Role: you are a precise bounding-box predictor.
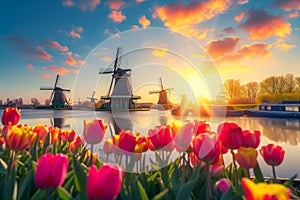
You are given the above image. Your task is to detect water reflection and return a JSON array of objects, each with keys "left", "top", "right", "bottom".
[
  {"left": 258, "top": 118, "right": 300, "bottom": 146},
  {"left": 51, "top": 118, "right": 70, "bottom": 128}
]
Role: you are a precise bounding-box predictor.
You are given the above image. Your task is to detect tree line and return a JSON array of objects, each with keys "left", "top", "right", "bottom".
[{"left": 224, "top": 74, "right": 300, "bottom": 104}]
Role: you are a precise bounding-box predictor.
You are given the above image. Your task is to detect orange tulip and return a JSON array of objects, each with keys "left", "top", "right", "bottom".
[
  {"left": 235, "top": 147, "right": 258, "bottom": 169},
  {"left": 1, "top": 107, "right": 20, "bottom": 126},
  {"left": 70, "top": 135, "right": 85, "bottom": 152},
  {"left": 241, "top": 178, "right": 290, "bottom": 200},
  {"left": 83, "top": 120, "right": 107, "bottom": 144},
  {"left": 5, "top": 124, "right": 33, "bottom": 151},
  {"left": 60, "top": 129, "right": 76, "bottom": 142}
]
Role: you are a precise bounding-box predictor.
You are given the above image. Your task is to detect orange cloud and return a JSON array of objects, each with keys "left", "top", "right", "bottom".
[
  {"left": 205, "top": 37, "right": 240, "bottom": 59},
  {"left": 238, "top": 0, "right": 248, "bottom": 5},
  {"left": 42, "top": 73, "right": 53, "bottom": 79},
  {"left": 218, "top": 65, "right": 252, "bottom": 74},
  {"left": 219, "top": 42, "right": 271, "bottom": 63},
  {"left": 35, "top": 46, "right": 52, "bottom": 61},
  {"left": 69, "top": 26, "right": 83, "bottom": 38},
  {"left": 132, "top": 25, "right": 139, "bottom": 29},
  {"left": 108, "top": 10, "right": 126, "bottom": 23},
  {"left": 136, "top": 0, "right": 145, "bottom": 2},
  {"left": 44, "top": 40, "right": 69, "bottom": 52},
  {"left": 104, "top": 28, "right": 120, "bottom": 38},
  {"left": 65, "top": 57, "right": 77, "bottom": 66},
  {"left": 26, "top": 64, "right": 34, "bottom": 70},
  {"left": 77, "top": 59, "right": 86, "bottom": 65},
  {"left": 102, "top": 56, "right": 112, "bottom": 62},
  {"left": 70, "top": 30, "right": 81, "bottom": 38},
  {"left": 288, "top": 11, "right": 298, "bottom": 18},
  {"left": 49, "top": 65, "right": 71, "bottom": 75},
  {"left": 234, "top": 11, "right": 245, "bottom": 22},
  {"left": 274, "top": 39, "right": 296, "bottom": 50},
  {"left": 138, "top": 15, "right": 150, "bottom": 29},
  {"left": 275, "top": 0, "right": 300, "bottom": 11},
  {"left": 152, "top": 48, "right": 167, "bottom": 57},
  {"left": 62, "top": 0, "right": 100, "bottom": 11},
  {"left": 240, "top": 9, "right": 291, "bottom": 40},
  {"left": 153, "top": 0, "right": 231, "bottom": 39},
  {"left": 108, "top": 0, "right": 124, "bottom": 10}
]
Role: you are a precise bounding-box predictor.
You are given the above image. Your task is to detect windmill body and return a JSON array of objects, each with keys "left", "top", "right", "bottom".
[
  {"left": 40, "top": 75, "right": 71, "bottom": 109},
  {"left": 99, "top": 47, "right": 142, "bottom": 110},
  {"left": 149, "top": 77, "right": 173, "bottom": 110}
]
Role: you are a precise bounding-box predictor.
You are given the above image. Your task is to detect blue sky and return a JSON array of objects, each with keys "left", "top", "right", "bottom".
[{"left": 0, "top": 0, "right": 300, "bottom": 104}]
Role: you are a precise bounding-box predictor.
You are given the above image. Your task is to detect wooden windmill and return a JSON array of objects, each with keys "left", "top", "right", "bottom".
[
  {"left": 40, "top": 75, "right": 71, "bottom": 108},
  {"left": 87, "top": 91, "right": 98, "bottom": 103},
  {"left": 149, "top": 77, "right": 173, "bottom": 110},
  {"left": 99, "top": 47, "right": 141, "bottom": 110}
]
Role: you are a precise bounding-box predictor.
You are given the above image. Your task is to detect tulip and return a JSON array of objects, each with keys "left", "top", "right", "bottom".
[
  {"left": 195, "top": 120, "right": 210, "bottom": 135},
  {"left": 242, "top": 130, "right": 260, "bottom": 148},
  {"left": 35, "top": 153, "right": 68, "bottom": 189},
  {"left": 217, "top": 122, "right": 243, "bottom": 150},
  {"left": 86, "top": 164, "right": 123, "bottom": 200},
  {"left": 214, "top": 178, "right": 231, "bottom": 195},
  {"left": 211, "top": 165, "right": 224, "bottom": 178},
  {"left": 148, "top": 125, "right": 175, "bottom": 151},
  {"left": 32, "top": 124, "right": 49, "bottom": 141},
  {"left": 260, "top": 144, "right": 285, "bottom": 166},
  {"left": 241, "top": 178, "right": 290, "bottom": 200},
  {"left": 103, "top": 138, "right": 114, "bottom": 154},
  {"left": 83, "top": 119, "right": 107, "bottom": 144},
  {"left": 117, "top": 130, "right": 136, "bottom": 154},
  {"left": 192, "top": 133, "right": 221, "bottom": 163},
  {"left": 173, "top": 120, "right": 195, "bottom": 152},
  {"left": 70, "top": 135, "right": 85, "bottom": 152},
  {"left": 235, "top": 147, "right": 258, "bottom": 169},
  {"left": 48, "top": 126, "right": 61, "bottom": 144},
  {"left": 5, "top": 124, "right": 33, "bottom": 151},
  {"left": 135, "top": 136, "right": 149, "bottom": 153},
  {"left": 1, "top": 107, "right": 20, "bottom": 126}
]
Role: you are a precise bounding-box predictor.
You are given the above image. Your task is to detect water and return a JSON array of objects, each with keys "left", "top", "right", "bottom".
[{"left": 1, "top": 109, "right": 299, "bottom": 178}]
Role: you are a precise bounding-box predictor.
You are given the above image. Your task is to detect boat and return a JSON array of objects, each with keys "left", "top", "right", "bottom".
[{"left": 245, "top": 100, "right": 300, "bottom": 118}]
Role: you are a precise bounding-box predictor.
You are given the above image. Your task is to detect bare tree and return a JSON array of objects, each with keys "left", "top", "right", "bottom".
[
  {"left": 31, "top": 98, "right": 40, "bottom": 106},
  {"left": 243, "top": 82, "right": 259, "bottom": 101},
  {"left": 260, "top": 76, "right": 285, "bottom": 94},
  {"left": 295, "top": 77, "right": 300, "bottom": 92},
  {"left": 224, "top": 79, "right": 242, "bottom": 101},
  {"left": 283, "top": 73, "right": 296, "bottom": 93}
]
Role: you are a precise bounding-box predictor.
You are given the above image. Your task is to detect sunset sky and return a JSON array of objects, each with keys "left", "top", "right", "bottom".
[{"left": 0, "top": 0, "right": 300, "bottom": 104}]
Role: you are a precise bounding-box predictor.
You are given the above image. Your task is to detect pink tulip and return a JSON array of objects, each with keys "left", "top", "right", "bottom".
[
  {"left": 34, "top": 153, "right": 68, "bottom": 189},
  {"left": 214, "top": 178, "right": 231, "bottom": 194},
  {"left": 87, "top": 164, "right": 123, "bottom": 200},
  {"left": 174, "top": 121, "right": 195, "bottom": 152},
  {"left": 242, "top": 130, "right": 260, "bottom": 148},
  {"left": 83, "top": 120, "right": 107, "bottom": 144}
]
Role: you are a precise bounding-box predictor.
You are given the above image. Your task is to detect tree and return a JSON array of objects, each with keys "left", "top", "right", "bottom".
[
  {"left": 31, "top": 98, "right": 40, "bottom": 106},
  {"left": 243, "top": 82, "right": 259, "bottom": 101},
  {"left": 224, "top": 79, "right": 242, "bottom": 101},
  {"left": 260, "top": 76, "right": 285, "bottom": 94},
  {"left": 283, "top": 73, "right": 296, "bottom": 93},
  {"left": 295, "top": 77, "right": 300, "bottom": 92}
]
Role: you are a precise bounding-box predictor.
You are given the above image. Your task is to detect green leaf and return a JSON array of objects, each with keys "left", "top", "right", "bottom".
[
  {"left": 57, "top": 186, "right": 72, "bottom": 200},
  {"left": 152, "top": 189, "right": 169, "bottom": 200},
  {"left": 175, "top": 164, "right": 201, "bottom": 200},
  {"left": 31, "top": 136, "right": 40, "bottom": 162},
  {"left": 253, "top": 163, "right": 264, "bottom": 182},
  {"left": 17, "top": 169, "right": 34, "bottom": 200},
  {"left": 73, "top": 156, "right": 88, "bottom": 200},
  {"left": 0, "top": 158, "right": 7, "bottom": 172},
  {"left": 43, "top": 132, "right": 51, "bottom": 150},
  {"left": 137, "top": 180, "right": 149, "bottom": 200},
  {"left": 30, "top": 189, "right": 45, "bottom": 200},
  {"left": 5, "top": 163, "right": 17, "bottom": 200}
]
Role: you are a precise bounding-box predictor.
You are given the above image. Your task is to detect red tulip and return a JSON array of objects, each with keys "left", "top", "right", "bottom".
[
  {"left": 192, "top": 133, "right": 221, "bottom": 164},
  {"left": 83, "top": 120, "right": 107, "bottom": 144},
  {"left": 35, "top": 153, "right": 68, "bottom": 189},
  {"left": 195, "top": 120, "right": 211, "bottom": 135},
  {"left": 260, "top": 144, "right": 285, "bottom": 166},
  {"left": 1, "top": 107, "right": 20, "bottom": 126},
  {"left": 214, "top": 178, "right": 231, "bottom": 194},
  {"left": 242, "top": 130, "right": 260, "bottom": 148},
  {"left": 148, "top": 125, "right": 175, "bottom": 151},
  {"left": 235, "top": 147, "right": 258, "bottom": 169},
  {"left": 117, "top": 130, "right": 136, "bottom": 154},
  {"left": 217, "top": 122, "right": 243, "bottom": 149},
  {"left": 70, "top": 135, "right": 85, "bottom": 152},
  {"left": 32, "top": 124, "right": 48, "bottom": 141},
  {"left": 5, "top": 124, "right": 33, "bottom": 151},
  {"left": 60, "top": 129, "right": 76, "bottom": 142},
  {"left": 87, "top": 164, "right": 123, "bottom": 200},
  {"left": 48, "top": 126, "right": 61, "bottom": 144},
  {"left": 211, "top": 165, "right": 224, "bottom": 178},
  {"left": 135, "top": 136, "right": 149, "bottom": 153}
]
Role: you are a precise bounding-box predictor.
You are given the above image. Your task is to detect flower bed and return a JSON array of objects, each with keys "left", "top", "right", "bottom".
[{"left": 0, "top": 107, "right": 299, "bottom": 199}]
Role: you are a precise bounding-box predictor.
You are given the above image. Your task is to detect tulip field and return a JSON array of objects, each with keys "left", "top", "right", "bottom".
[{"left": 0, "top": 107, "right": 300, "bottom": 200}]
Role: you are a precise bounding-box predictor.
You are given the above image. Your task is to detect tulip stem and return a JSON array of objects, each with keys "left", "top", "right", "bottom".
[
  {"left": 205, "top": 162, "right": 212, "bottom": 200},
  {"left": 231, "top": 150, "right": 238, "bottom": 188},
  {"left": 90, "top": 144, "right": 94, "bottom": 166},
  {"left": 272, "top": 165, "right": 278, "bottom": 182}
]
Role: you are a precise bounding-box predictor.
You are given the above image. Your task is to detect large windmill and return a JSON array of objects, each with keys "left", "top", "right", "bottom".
[
  {"left": 40, "top": 75, "right": 71, "bottom": 109},
  {"left": 98, "top": 47, "right": 141, "bottom": 110},
  {"left": 149, "top": 77, "right": 174, "bottom": 110},
  {"left": 87, "top": 91, "right": 98, "bottom": 103}
]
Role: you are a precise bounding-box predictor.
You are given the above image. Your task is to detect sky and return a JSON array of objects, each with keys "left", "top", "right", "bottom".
[{"left": 0, "top": 0, "right": 300, "bottom": 104}]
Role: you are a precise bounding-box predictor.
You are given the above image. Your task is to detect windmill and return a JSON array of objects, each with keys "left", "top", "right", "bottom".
[
  {"left": 149, "top": 77, "right": 174, "bottom": 110},
  {"left": 99, "top": 47, "right": 141, "bottom": 110},
  {"left": 87, "top": 91, "right": 98, "bottom": 103},
  {"left": 40, "top": 75, "right": 71, "bottom": 108}
]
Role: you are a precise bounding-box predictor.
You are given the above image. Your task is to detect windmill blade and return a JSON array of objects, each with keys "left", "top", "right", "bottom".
[
  {"left": 164, "top": 88, "right": 174, "bottom": 91},
  {"left": 61, "top": 89, "right": 71, "bottom": 92},
  {"left": 54, "top": 75, "right": 60, "bottom": 88},
  {"left": 40, "top": 87, "right": 54, "bottom": 90},
  {"left": 99, "top": 69, "right": 114, "bottom": 74},
  {"left": 92, "top": 91, "right": 95, "bottom": 98},
  {"left": 49, "top": 91, "right": 54, "bottom": 102},
  {"left": 159, "top": 77, "right": 164, "bottom": 90},
  {"left": 107, "top": 76, "right": 114, "bottom": 96},
  {"left": 114, "top": 47, "right": 122, "bottom": 72},
  {"left": 149, "top": 90, "right": 160, "bottom": 94}
]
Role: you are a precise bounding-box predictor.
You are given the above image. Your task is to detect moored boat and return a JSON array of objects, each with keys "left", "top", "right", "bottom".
[{"left": 245, "top": 100, "right": 300, "bottom": 118}]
